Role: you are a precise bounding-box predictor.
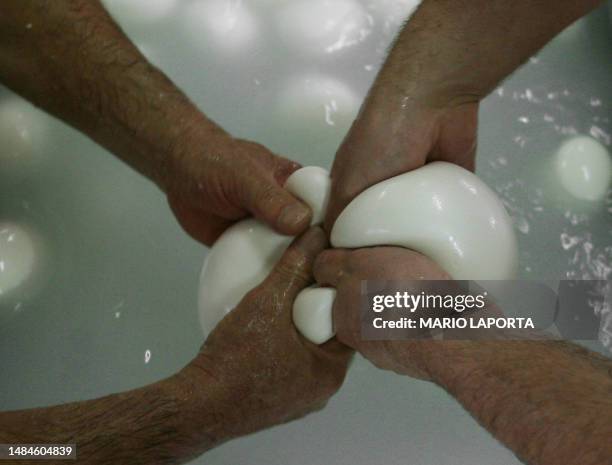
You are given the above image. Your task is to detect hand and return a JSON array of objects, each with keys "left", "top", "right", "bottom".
[
  {"left": 325, "top": 96, "right": 478, "bottom": 231},
  {"left": 313, "top": 246, "right": 450, "bottom": 380},
  {"left": 184, "top": 227, "right": 352, "bottom": 437},
  {"left": 167, "top": 134, "right": 312, "bottom": 245}
]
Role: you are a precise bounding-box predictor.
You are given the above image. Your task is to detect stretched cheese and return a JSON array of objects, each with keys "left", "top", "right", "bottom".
[{"left": 198, "top": 163, "right": 517, "bottom": 343}]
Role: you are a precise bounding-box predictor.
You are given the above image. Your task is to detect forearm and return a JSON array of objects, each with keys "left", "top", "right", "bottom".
[
  {"left": 412, "top": 340, "right": 612, "bottom": 465},
  {"left": 0, "top": 368, "right": 232, "bottom": 464},
  {"left": 0, "top": 0, "right": 224, "bottom": 190},
  {"left": 370, "top": 0, "right": 603, "bottom": 110},
  {"left": 324, "top": 0, "right": 603, "bottom": 226}
]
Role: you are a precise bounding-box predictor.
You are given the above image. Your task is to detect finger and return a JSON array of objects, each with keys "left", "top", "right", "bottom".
[
  {"left": 313, "top": 249, "right": 351, "bottom": 287},
  {"left": 168, "top": 196, "right": 236, "bottom": 246},
  {"left": 323, "top": 177, "right": 362, "bottom": 234},
  {"left": 332, "top": 295, "right": 360, "bottom": 348},
  {"left": 272, "top": 156, "right": 302, "bottom": 186},
  {"left": 241, "top": 175, "right": 313, "bottom": 237},
  {"left": 266, "top": 226, "right": 328, "bottom": 297},
  {"left": 318, "top": 337, "right": 354, "bottom": 358}
]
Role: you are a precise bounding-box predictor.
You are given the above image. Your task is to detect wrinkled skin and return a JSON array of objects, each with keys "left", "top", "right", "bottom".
[
  {"left": 168, "top": 135, "right": 312, "bottom": 246},
  {"left": 314, "top": 246, "right": 451, "bottom": 380},
  {"left": 313, "top": 246, "right": 510, "bottom": 380},
  {"left": 325, "top": 97, "right": 478, "bottom": 231},
  {"left": 186, "top": 227, "right": 353, "bottom": 437}
]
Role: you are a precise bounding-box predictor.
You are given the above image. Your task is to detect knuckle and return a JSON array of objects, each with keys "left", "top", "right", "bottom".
[{"left": 256, "top": 182, "right": 284, "bottom": 207}]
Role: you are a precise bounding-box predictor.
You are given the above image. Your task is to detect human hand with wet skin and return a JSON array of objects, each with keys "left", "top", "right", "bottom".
[
  {"left": 314, "top": 246, "right": 450, "bottom": 379},
  {"left": 324, "top": 0, "right": 603, "bottom": 230},
  {"left": 167, "top": 134, "right": 312, "bottom": 245},
  {"left": 325, "top": 93, "right": 478, "bottom": 231},
  {"left": 314, "top": 246, "right": 612, "bottom": 465},
  {"left": 185, "top": 226, "right": 353, "bottom": 438},
  {"left": 0, "top": 0, "right": 312, "bottom": 246},
  {"left": 0, "top": 228, "right": 352, "bottom": 464}
]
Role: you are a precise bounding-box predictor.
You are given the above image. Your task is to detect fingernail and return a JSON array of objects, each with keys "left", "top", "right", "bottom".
[{"left": 278, "top": 202, "right": 311, "bottom": 231}]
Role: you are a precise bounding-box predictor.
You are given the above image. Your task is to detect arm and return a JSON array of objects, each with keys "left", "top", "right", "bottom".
[
  {"left": 1, "top": 228, "right": 351, "bottom": 464},
  {"left": 314, "top": 247, "right": 612, "bottom": 465},
  {"left": 325, "top": 0, "right": 604, "bottom": 228},
  {"left": 0, "top": 0, "right": 311, "bottom": 243},
  {"left": 418, "top": 339, "right": 612, "bottom": 465},
  {"left": 0, "top": 374, "right": 223, "bottom": 464}
]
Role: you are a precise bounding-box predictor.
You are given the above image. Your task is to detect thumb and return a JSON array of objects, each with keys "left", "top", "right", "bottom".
[
  {"left": 265, "top": 227, "right": 328, "bottom": 298},
  {"left": 242, "top": 176, "right": 312, "bottom": 237}
]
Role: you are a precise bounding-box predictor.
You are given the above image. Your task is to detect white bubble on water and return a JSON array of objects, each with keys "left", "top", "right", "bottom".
[
  {"left": 276, "top": 0, "right": 373, "bottom": 55},
  {"left": 182, "top": 0, "right": 259, "bottom": 54}
]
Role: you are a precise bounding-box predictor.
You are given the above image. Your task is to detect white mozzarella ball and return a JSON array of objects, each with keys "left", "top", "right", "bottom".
[
  {"left": 198, "top": 163, "right": 518, "bottom": 344},
  {"left": 293, "top": 287, "right": 336, "bottom": 344},
  {"left": 182, "top": 0, "right": 259, "bottom": 53},
  {"left": 198, "top": 167, "right": 330, "bottom": 338},
  {"left": 283, "top": 166, "right": 331, "bottom": 225},
  {"left": 555, "top": 136, "right": 611, "bottom": 201},
  {"left": 331, "top": 162, "right": 519, "bottom": 280},
  {"left": 198, "top": 220, "right": 290, "bottom": 336}
]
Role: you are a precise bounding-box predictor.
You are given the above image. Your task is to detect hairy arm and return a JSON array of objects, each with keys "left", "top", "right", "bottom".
[
  {"left": 315, "top": 247, "right": 612, "bottom": 465},
  {"left": 0, "top": 0, "right": 311, "bottom": 241},
  {"left": 0, "top": 228, "right": 350, "bottom": 464},
  {"left": 414, "top": 340, "right": 612, "bottom": 465},
  {"left": 372, "top": 0, "right": 602, "bottom": 105},
  {"left": 0, "top": 369, "right": 230, "bottom": 464},
  {"left": 325, "top": 0, "right": 604, "bottom": 228},
  {"left": 0, "top": 0, "right": 217, "bottom": 189}
]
